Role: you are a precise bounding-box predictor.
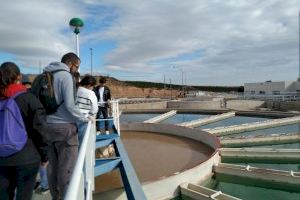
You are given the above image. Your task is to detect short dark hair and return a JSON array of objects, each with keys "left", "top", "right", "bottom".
[
  {"left": 99, "top": 77, "right": 106, "bottom": 84},
  {"left": 80, "top": 75, "right": 96, "bottom": 87},
  {"left": 61, "top": 52, "right": 80, "bottom": 65}
]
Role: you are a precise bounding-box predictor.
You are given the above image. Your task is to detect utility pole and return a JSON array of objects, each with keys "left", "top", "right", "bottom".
[
  {"left": 184, "top": 71, "right": 187, "bottom": 96},
  {"left": 298, "top": 10, "right": 300, "bottom": 81},
  {"left": 169, "top": 78, "right": 172, "bottom": 99},
  {"left": 90, "top": 48, "right": 93, "bottom": 75},
  {"left": 38, "top": 60, "right": 42, "bottom": 74},
  {"left": 181, "top": 70, "right": 184, "bottom": 95},
  {"left": 163, "top": 74, "right": 166, "bottom": 98}
]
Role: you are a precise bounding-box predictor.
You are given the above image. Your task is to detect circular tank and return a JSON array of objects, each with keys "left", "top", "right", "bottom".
[{"left": 94, "top": 122, "right": 220, "bottom": 200}]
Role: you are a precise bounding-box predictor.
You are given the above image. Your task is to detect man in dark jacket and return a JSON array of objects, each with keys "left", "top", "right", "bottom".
[{"left": 94, "top": 77, "right": 111, "bottom": 134}]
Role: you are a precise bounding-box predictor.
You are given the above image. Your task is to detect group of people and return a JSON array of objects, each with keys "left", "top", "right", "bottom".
[{"left": 0, "top": 52, "right": 111, "bottom": 200}]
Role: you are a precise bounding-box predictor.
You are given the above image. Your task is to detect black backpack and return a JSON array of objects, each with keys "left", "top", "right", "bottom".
[{"left": 31, "top": 70, "right": 67, "bottom": 115}]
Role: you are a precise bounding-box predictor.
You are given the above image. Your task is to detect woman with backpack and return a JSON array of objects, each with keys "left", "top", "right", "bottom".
[{"left": 0, "top": 62, "right": 48, "bottom": 200}]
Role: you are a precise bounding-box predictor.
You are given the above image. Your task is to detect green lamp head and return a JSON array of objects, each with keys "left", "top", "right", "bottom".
[{"left": 69, "top": 18, "right": 84, "bottom": 34}]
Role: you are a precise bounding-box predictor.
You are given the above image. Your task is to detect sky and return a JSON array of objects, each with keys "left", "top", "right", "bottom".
[{"left": 0, "top": 0, "right": 299, "bottom": 86}]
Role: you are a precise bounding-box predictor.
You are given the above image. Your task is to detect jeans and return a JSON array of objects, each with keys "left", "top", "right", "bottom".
[
  {"left": 40, "top": 165, "right": 48, "bottom": 189},
  {"left": 97, "top": 107, "right": 109, "bottom": 131},
  {"left": 77, "top": 122, "right": 88, "bottom": 146}
]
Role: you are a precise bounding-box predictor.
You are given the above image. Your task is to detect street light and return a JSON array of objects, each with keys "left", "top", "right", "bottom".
[
  {"left": 90, "top": 48, "right": 93, "bottom": 75},
  {"left": 69, "top": 18, "right": 84, "bottom": 58}
]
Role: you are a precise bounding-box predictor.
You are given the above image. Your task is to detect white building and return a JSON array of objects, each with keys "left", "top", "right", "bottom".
[{"left": 244, "top": 81, "right": 300, "bottom": 101}]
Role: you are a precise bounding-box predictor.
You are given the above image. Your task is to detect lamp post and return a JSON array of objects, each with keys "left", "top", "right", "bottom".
[
  {"left": 90, "top": 48, "right": 93, "bottom": 75},
  {"left": 69, "top": 18, "right": 84, "bottom": 58},
  {"left": 169, "top": 78, "right": 172, "bottom": 99}
]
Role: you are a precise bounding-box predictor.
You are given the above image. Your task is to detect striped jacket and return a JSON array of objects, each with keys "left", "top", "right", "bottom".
[{"left": 76, "top": 86, "right": 98, "bottom": 117}]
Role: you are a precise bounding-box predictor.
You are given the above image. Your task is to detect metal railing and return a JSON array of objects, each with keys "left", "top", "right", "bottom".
[
  {"left": 65, "top": 100, "right": 121, "bottom": 200},
  {"left": 243, "top": 92, "right": 300, "bottom": 101},
  {"left": 65, "top": 121, "right": 95, "bottom": 200}
]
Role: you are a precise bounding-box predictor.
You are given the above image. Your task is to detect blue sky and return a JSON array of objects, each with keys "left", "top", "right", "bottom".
[{"left": 0, "top": 0, "right": 299, "bottom": 86}]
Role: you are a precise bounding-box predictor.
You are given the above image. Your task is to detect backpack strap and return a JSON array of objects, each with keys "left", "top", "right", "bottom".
[
  {"left": 51, "top": 69, "right": 70, "bottom": 74},
  {"left": 47, "top": 69, "right": 72, "bottom": 108},
  {"left": 11, "top": 91, "right": 26, "bottom": 99}
]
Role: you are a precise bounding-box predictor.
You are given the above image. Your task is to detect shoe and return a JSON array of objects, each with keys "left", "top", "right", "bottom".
[
  {"left": 36, "top": 187, "right": 50, "bottom": 195},
  {"left": 34, "top": 181, "right": 40, "bottom": 190},
  {"left": 105, "top": 130, "right": 109, "bottom": 135},
  {"left": 96, "top": 131, "right": 101, "bottom": 136}
]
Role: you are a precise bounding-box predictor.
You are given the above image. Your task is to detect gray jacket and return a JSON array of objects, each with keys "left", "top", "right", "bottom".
[{"left": 44, "top": 62, "right": 88, "bottom": 123}]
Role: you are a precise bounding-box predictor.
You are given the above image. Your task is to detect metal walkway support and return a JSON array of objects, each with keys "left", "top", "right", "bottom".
[
  {"left": 95, "top": 134, "right": 147, "bottom": 200},
  {"left": 213, "top": 163, "right": 300, "bottom": 193},
  {"left": 221, "top": 133, "right": 300, "bottom": 147},
  {"left": 220, "top": 148, "right": 300, "bottom": 163},
  {"left": 65, "top": 100, "right": 146, "bottom": 200},
  {"left": 180, "top": 183, "right": 241, "bottom": 200},
  {"left": 204, "top": 115, "right": 300, "bottom": 136},
  {"left": 143, "top": 110, "right": 177, "bottom": 123},
  {"left": 178, "top": 112, "right": 235, "bottom": 128}
]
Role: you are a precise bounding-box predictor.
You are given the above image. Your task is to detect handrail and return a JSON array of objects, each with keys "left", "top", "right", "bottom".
[
  {"left": 243, "top": 92, "right": 300, "bottom": 101},
  {"left": 97, "top": 100, "right": 120, "bottom": 136},
  {"left": 65, "top": 100, "right": 121, "bottom": 200},
  {"left": 65, "top": 121, "right": 93, "bottom": 200}
]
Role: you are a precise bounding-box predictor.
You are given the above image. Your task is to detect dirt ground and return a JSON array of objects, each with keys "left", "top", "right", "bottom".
[
  {"left": 28, "top": 74, "right": 180, "bottom": 98},
  {"left": 105, "top": 77, "right": 181, "bottom": 98}
]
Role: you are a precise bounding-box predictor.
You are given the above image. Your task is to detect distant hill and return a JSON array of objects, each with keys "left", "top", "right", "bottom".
[
  {"left": 25, "top": 74, "right": 243, "bottom": 98},
  {"left": 124, "top": 80, "right": 244, "bottom": 93}
]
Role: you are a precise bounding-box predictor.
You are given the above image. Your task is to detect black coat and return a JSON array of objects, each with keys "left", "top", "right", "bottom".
[
  {"left": 0, "top": 92, "right": 48, "bottom": 166},
  {"left": 94, "top": 85, "right": 111, "bottom": 107}
]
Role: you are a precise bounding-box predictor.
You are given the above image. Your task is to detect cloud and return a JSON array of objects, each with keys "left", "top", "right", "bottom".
[
  {"left": 0, "top": 0, "right": 84, "bottom": 67},
  {"left": 87, "top": 0, "right": 299, "bottom": 85},
  {"left": 0, "top": 0, "right": 299, "bottom": 85}
]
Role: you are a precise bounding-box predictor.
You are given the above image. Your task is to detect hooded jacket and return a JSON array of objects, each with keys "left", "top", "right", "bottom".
[
  {"left": 0, "top": 84, "right": 48, "bottom": 165},
  {"left": 44, "top": 62, "right": 88, "bottom": 123}
]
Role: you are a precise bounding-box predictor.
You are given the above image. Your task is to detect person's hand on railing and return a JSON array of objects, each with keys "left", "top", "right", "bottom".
[
  {"left": 107, "top": 100, "right": 111, "bottom": 108},
  {"left": 41, "top": 161, "right": 49, "bottom": 167},
  {"left": 87, "top": 116, "right": 96, "bottom": 124}
]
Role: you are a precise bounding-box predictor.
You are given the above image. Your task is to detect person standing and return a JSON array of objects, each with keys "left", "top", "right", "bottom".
[
  {"left": 76, "top": 75, "right": 98, "bottom": 145},
  {"left": 0, "top": 62, "right": 48, "bottom": 200},
  {"left": 21, "top": 75, "right": 49, "bottom": 195},
  {"left": 39, "top": 53, "right": 90, "bottom": 199},
  {"left": 94, "top": 77, "right": 111, "bottom": 134}
]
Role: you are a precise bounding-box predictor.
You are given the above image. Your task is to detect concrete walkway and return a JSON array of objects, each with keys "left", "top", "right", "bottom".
[
  {"left": 178, "top": 111, "right": 235, "bottom": 128},
  {"left": 180, "top": 182, "right": 241, "bottom": 200},
  {"left": 143, "top": 110, "right": 177, "bottom": 123},
  {"left": 204, "top": 115, "right": 300, "bottom": 136},
  {"left": 221, "top": 133, "right": 300, "bottom": 147},
  {"left": 214, "top": 163, "right": 300, "bottom": 192},
  {"left": 220, "top": 148, "right": 300, "bottom": 163},
  {"left": 32, "top": 192, "right": 51, "bottom": 200}
]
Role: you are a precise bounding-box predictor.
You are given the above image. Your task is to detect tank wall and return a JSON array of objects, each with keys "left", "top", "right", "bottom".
[
  {"left": 93, "top": 123, "right": 221, "bottom": 200},
  {"left": 120, "top": 101, "right": 167, "bottom": 110},
  {"left": 121, "top": 123, "right": 220, "bottom": 149}
]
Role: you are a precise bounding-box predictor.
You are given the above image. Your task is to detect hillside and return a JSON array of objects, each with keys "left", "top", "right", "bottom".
[{"left": 26, "top": 74, "right": 242, "bottom": 98}]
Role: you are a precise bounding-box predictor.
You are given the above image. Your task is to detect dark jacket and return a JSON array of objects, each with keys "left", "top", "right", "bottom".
[
  {"left": 0, "top": 92, "right": 48, "bottom": 165},
  {"left": 94, "top": 85, "right": 111, "bottom": 107}
]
